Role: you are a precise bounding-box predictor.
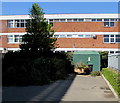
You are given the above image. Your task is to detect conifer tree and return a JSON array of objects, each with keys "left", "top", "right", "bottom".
[{"left": 20, "top": 3, "right": 57, "bottom": 54}]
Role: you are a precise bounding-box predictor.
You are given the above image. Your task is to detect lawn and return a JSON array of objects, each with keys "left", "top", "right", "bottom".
[{"left": 102, "top": 68, "right": 120, "bottom": 97}]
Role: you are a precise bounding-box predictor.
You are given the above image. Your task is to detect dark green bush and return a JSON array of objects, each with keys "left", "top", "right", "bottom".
[{"left": 2, "top": 51, "right": 74, "bottom": 86}]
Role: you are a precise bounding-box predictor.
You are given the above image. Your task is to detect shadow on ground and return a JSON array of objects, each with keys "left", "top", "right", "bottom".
[{"left": 2, "top": 74, "right": 76, "bottom": 103}]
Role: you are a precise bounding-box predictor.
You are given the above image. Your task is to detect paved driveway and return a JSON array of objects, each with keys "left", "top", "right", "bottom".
[
  {"left": 2, "top": 75, "right": 118, "bottom": 102},
  {"left": 62, "top": 75, "right": 118, "bottom": 102}
]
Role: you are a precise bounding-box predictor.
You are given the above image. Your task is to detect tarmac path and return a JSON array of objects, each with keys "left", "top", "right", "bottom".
[{"left": 2, "top": 75, "right": 118, "bottom": 103}]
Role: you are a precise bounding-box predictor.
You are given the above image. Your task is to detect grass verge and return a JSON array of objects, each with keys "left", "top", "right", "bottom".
[{"left": 102, "top": 68, "right": 120, "bottom": 97}]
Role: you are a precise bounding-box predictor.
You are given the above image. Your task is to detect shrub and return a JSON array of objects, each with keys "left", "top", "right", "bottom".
[
  {"left": 2, "top": 51, "right": 74, "bottom": 86},
  {"left": 90, "top": 71, "right": 101, "bottom": 76}
]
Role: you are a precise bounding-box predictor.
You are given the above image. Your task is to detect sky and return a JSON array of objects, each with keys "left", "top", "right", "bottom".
[{"left": 1, "top": 2, "right": 119, "bottom": 15}]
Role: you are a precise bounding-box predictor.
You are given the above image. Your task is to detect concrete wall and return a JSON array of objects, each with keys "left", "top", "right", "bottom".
[{"left": 108, "top": 53, "right": 120, "bottom": 71}]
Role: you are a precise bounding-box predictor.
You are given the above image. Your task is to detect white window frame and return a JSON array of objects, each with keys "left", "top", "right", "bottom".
[{"left": 7, "top": 35, "right": 23, "bottom": 43}]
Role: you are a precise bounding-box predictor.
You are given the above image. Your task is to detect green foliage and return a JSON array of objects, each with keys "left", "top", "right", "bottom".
[
  {"left": 90, "top": 71, "right": 101, "bottom": 76},
  {"left": 2, "top": 51, "right": 74, "bottom": 86},
  {"left": 102, "top": 68, "right": 120, "bottom": 97},
  {"left": 20, "top": 3, "right": 57, "bottom": 54}
]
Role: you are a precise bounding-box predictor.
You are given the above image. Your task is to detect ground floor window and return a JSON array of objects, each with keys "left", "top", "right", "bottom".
[{"left": 7, "top": 35, "right": 23, "bottom": 43}]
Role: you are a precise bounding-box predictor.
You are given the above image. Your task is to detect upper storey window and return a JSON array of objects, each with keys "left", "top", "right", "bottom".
[
  {"left": 104, "top": 19, "right": 116, "bottom": 27},
  {"left": 8, "top": 20, "right": 14, "bottom": 28},
  {"left": 14, "top": 20, "right": 27, "bottom": 28},
  {"left": 8, "top": 19, "right": 27, "bottom": 28}
]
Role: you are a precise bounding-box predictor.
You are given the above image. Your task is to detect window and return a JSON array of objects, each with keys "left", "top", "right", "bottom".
[
  {"left": 92, "top": 19, "right": 96, "bottom": 21},
  {"left": 73, "top": 19, "right": 78, "bottom": 22},
  {"left": 8, "top": 20, "right": 27, "bottom": 28},
  {"left": 67, "top": 35, "right": 72, "bottom": 38},
  {"left": 104, "top": 22, "right": 114, "bottom": 27},
  {"left": 67, "top": 19, "right": 73, "bottom": 22},
  {"left": 54, "top": 35, "right": 59, "bottom": 38},
  {"left": 8, "top": 20, "right": 14, "bottom": 28},
  {"left": 54, "top": 19, "right": 59, "bottom": 22},
  {"left": 60, "top": 35, "right": 66, "bottom": 38},
  {"left": 7, "top": 35, "right": 13, "bottom": 42},
  {"left": 116, "top": 51, "right": 120, "bottom": 53},
  {"left": 104, "top": 35, "right": 109, "bottom": 43},
  {"left": 78, "top": 35, "right": 84, "bottom": 38},
  {"left": 104, "top": 34, "right": 120, "bottom": 43},
  {"left": 49, "top": 19, "right": 53, "bottom": 22},
  {"left": 85, "top": 35, "right": 91, "bottom": 38},
  {"left": 78, "top": 19, "right": 84, "bottom": 22},
  {"left": 104, "top": 19, "right": 109, "bottom": 21},
  {"left": 14, "top": 20, "right": 27, "bottom": 28},
  {"left": 116, "top": 35, "right": 120, "bottom": 43},
  {"left": 97, "top": 19, "right": 102, "bottom": 21},
  {"left": 85, "top": 19, "right": 91, "bottom": 22},
  {"left": 110, "top": 51, "right": 114, "bottom": 54},
  {"left": 7, "top": 35, "right": 23, "bottom": 43},
  {"left": 60, "top": 19, "right": 66, "bottom": 22}
]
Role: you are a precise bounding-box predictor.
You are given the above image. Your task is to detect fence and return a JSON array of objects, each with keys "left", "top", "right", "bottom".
[{"left": 108, "top": 53, "right": 120, "bottom": 72}]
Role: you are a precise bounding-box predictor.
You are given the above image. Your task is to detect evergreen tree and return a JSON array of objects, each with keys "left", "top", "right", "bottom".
[{"left": 20, "top": 3, "right": 57, "bottom": 54}]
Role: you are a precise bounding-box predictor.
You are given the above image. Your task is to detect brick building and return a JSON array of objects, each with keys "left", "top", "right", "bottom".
[{"left": 0, "top": 14, "right": 120, "bottom": 53}]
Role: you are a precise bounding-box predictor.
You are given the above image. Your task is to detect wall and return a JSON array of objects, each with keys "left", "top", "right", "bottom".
[{"left": 108, "top": 53, "right": 120, "bottom": 71}]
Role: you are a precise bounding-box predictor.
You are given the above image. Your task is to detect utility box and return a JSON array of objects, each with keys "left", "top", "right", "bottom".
[{"left": 73, "top": 51, "right": 100, "bottom": 71}]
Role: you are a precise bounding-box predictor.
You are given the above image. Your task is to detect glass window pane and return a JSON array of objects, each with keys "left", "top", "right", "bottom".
[
  {"left": 116, "top": 35, "right": 120, "bottom": 37},
  {"left": 15, "top": 20, "right": 19, "bottom": 23},
  {"left": 8, "top": 23, "right": 13, "bottom": 28},
  {"left": 21, "top": 20, "right": 24, "bottom": 22},
  {"left": 21, "top": 23, "right": 24, "bottom": 27},
  {"left": 78, "top": 35, "right": 84, "bottom": 37},
  {"left": 85, "top": 35, "right": 91, "bottom": 38},
  {"left": 49, "top": 19, "right": 53, "bottom": 22},
  {"left": 15, "top": 38, "right": 19, "bottom": 42},
  {"left": 67, "top": 35, "right": 72, "bottom": 37},
  {"left": 104, "top": 35, "right": 109, "bottom": 37},
  {"left": 17, "top": 23, "right": 20, "bottom": 27},
  {"left": 54, "top": 35, "right": 59, "bottom": 38},
  {"left": 54, "top": 19, "right": 59, "bottom": 22},
  {"left": 110, "top": 19, "right": 114, "bottom": 21},
  {"left": 110, "top": 38, "right": 114, "bottom": 42},
  {"left": 78, "top": 19, "right": 84, "bottom": 22},
  {"left": 15, "top": 35, "right": 19, "bottom": 37},
  {"left": 67, "top": 19, "right": 72, "bottom": 22},
  {"left": 110, "top": 35, "right": 114, "bottom": 37},
  {"left": 8, "top": 35, "right": 13, "bottom": 37},
  {"left": 110, "top": 22, "right": 114, "bottom": 27},
  {"left": 8, "top": 20, "right": 13, "bottom": 23},
  {"left": 104, "top": 38, "right": 109, "bottom": 42},
  {"left": 8, "top": 38, "right": 13, "bottom": 42},
  {"left": 104, "top": 22, "right": 109, "bottom": 27},
  {"left": 92, "top": 19, "right": 96, "bottom": 21},
  {"left": 60, "top": 35, "right": 66, "bottom": 38},
  {"left": 85, "top": 19, "right": 91, "bottom": 21},
  {"left": 110, "top": 51, "right": 114, "bottom": 53},
  {"left": 97, "top": 19, "right": 102, "bottom": 21},
  {"left": 116, "top": 38, "right": 120, "bottom": 42},
  {"left": 104, "top": 19, "right": 109, "bottom": 21},
  {"left": 73, "top": 19, "right": 78, "bottom": 22},
  {"left": 60, "top": 19, "right": 66, "bottom": 22}
]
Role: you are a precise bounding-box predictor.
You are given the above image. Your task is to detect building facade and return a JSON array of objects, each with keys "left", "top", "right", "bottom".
[{"left": 0, "top": 14, "right": 120, "bottom": 53}]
